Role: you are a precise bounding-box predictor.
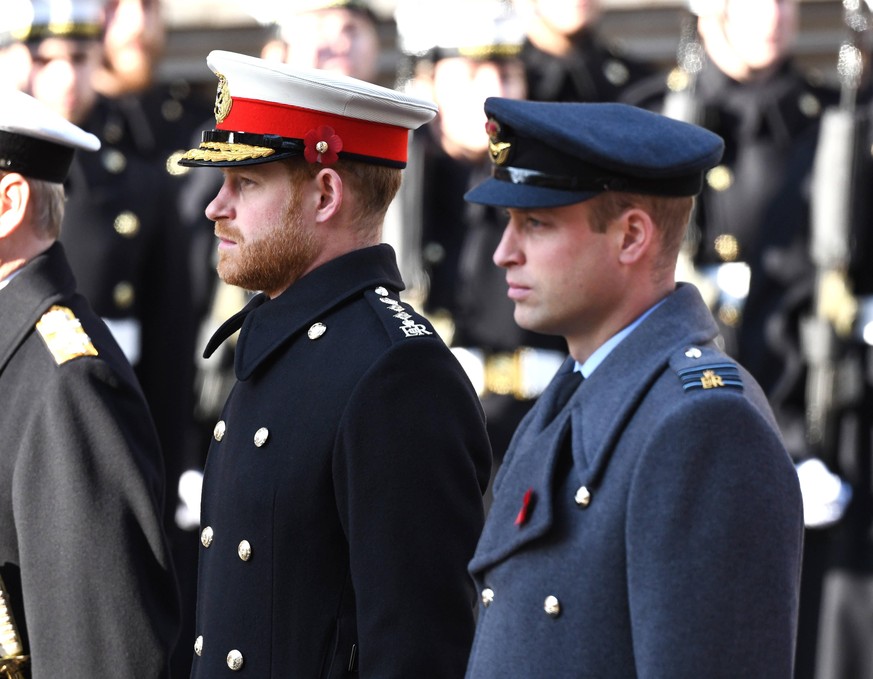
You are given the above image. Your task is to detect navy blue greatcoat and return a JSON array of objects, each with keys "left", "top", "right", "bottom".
[
  {"left": 190, "top": 244, "right": 491, "bottom": 678},
  {"left": 465, "top": 284, "right": 803, "bottom": 678},
  {"left": 0, "top": 243, "right": 180, "bottom": 678}
]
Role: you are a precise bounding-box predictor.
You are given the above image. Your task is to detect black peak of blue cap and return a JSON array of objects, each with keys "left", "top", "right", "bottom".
[{"left": 465, "top": 98, "right": 725, "bottom": 209}]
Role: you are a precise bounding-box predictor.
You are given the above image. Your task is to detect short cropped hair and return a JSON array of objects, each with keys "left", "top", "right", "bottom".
[
  {"left": 588, "top": 192, "right": 694, "bottom": 276},
  {"left": 284, "top": 158, "right": 402, "bottom": 242},
  {"left": 0, "top": 171, "right": 66, "bottom": 240}
]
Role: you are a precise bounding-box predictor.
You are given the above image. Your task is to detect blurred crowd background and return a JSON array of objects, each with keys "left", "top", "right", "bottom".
[
  {"left": 158, "top": 0, "right": 847, "bottom": 93},
  {"left": 4, "top": 1, "right": 873, "bottom": 678}
]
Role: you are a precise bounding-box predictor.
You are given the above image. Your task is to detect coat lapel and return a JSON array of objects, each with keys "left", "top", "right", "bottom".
[
  {"left": 470, "top": 284, "right": 720, "bottom": 574},
  {"left": 469, "top": 357, "right": 577, "bottom": 571},
  {"left": 0, "top": 244, "right": 74, "bottom": 373},
  {"left": 200, "top": 245, "right": 404, "bottom": 381},
  {"left": 571, "top": 284, "right": 719, "bottom": 491}
]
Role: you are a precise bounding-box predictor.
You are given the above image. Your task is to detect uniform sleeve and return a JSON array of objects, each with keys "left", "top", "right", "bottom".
[
  {"left": 14, "top": 359, "right": 180, "bottom": 679},
  {"left": 333, "top": 339, "right": 491, "bottom": 679},
  {"left": 626, "top": 392, "right": 803, "bottom": 678}
]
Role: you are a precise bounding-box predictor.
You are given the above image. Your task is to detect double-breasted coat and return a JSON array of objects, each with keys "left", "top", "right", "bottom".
[
  {"left": 190, "top": 244, "right": 492, "bottom": 678},
  {"left": 0, "top": 243, "right": 180, "bottom": 678},
  {"left": 465, "top": 284, "right": 803, "bottom": 678}
]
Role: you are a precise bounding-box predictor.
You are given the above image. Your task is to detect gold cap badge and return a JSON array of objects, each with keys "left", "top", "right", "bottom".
[
  {"left": 214, "top": 72, "right": 232, "bottom": 125},
  {"left": 486, "top": 117, "right": 511, "bottom": 165}
]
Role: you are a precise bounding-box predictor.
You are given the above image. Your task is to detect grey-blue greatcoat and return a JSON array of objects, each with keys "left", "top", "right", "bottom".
[
  {"left": 190, "top": 244, "right": 491, "bottom": 678},
  {"left": 465, "top": 283, "right": 804, "bottom": 678}
]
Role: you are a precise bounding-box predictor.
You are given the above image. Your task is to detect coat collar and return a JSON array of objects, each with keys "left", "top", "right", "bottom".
[
  {"left": 0, "top": 243, "right": 75, "bottom": 373},
  {"left": 470, "top": 284, "right": 719, "bottom": 573},
  {"left": 205, "top": 244, "right": 404, "bottom": 381},
  {"left": 569, "top": 283, "right": 719, "bottom": 488}
]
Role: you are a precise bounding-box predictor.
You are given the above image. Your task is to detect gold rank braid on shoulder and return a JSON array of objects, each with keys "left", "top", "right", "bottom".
[
  {"left": 180, "top": 142, "right": 277, "bottom": 164},
  {"left": 35, "top": 305, "right": 98, "bottom": 365}
]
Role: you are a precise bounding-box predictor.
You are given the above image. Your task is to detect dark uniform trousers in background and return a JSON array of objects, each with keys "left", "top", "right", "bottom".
[
  {"left": 190, "top": 244, "right": 491, "bottom": 678},
  {"left": 0, "top": 243, "right": 180, "bottom": 678},
  {"left": 465, "top": 284, "right": 803, "bottom": 678}
]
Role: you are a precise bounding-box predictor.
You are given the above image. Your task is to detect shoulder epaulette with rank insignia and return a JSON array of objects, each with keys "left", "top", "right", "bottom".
[
  {"left": 35, "top": 305, "right": 99, "bottom": 365},
  {"left": 671, "top": 345, "right": 743, "bottom": 393},
  {"left": 367, "top": 286, "right": 434, "bottom": 339}
]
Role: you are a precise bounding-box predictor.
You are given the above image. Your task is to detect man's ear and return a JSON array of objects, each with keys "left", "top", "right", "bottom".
[
  {"left": 314, "top": 168, "right": 344, "bottom": 224},
  {"left": 616, "top": 207, "right": 655, "bottom": 265},
  {"left": 0, "top": 173, "right": 30, "bottom": 238}
]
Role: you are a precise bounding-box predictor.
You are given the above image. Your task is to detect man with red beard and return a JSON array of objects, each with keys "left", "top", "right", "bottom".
[{"left": 177, "top": 50, "right": 491, "bottom": 678}]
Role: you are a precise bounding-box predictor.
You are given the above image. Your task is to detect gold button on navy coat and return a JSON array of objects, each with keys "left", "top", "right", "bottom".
[{"left": 191, "top": 244, "right": 491, "bottom": 678}]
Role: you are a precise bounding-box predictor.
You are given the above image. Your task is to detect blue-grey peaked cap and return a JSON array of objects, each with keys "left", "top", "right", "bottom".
[{"left": 465, "top": 98, "right": 725, "bottom": 209}]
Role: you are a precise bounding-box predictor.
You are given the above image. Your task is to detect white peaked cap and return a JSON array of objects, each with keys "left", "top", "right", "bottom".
[
  {"left": 395, "top": 0, "right": 523, "bottom": 58},
  {"left": 0, "top": 89, "right": 100, "bottom": 183},
  {"left": 180, "top": 50, "right": 438, "bottom": 169}
]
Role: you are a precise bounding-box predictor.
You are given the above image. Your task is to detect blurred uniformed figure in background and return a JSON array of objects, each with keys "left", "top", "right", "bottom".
[
  {"left": 92, "top": 0, "right": 210, "bottom": 161},
  {"left": 391, "top": 0, "right": 566, "bottom": 503},
  {"left": 462, "top": 97, "right": 803, "bottom": 679},
  {"left": 257, "top": 0, "right": 383, "bottom": 83},
  {"left": 624, "top": 0, "right": 836, "bottom": 424},
  {"left": 178, "top": 50, "right": 490, "bottom": 677},
  {"left": 514, "top": 0, "right": 655, "bottom": 104},
  {"left": 622, "top": 2, "right": 842, "bottom": 676},
  {"left": 94, "top": 0, "right": 211, "bottom": 331},
  {"left": 0, "top": 89, "right": 179, "bottom": 679},
  {"left": 80, "top": 2, "right": 210, "bottom": 675},
  {"left": 794, "top": 2, "right": 873, "bottom": 677}
]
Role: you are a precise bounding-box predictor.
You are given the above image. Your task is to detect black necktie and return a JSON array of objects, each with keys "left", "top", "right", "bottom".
[{"left": 541, "top": 368, "right": 583, "bottom": 425}]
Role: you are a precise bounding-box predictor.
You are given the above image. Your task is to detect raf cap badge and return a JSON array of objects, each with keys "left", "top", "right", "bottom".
[{"left": 486, "top": 118, "right": 511, "bottom": 166}]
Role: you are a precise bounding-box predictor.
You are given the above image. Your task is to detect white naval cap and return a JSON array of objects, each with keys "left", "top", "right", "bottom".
[
  {"left": 1, "top": 0, "right": 106, "bottom": 44},
  {"left": 395, "top": 0, "right": 524, "bottom": 60},
  {"left": 179, "top": 50, "right": 438, "bottom": 169},
  {"left": 244, "top": 0, "right": 379, "bottom": 33},
  {"left": 0, "top": 89, "right": 101, "bottom": 183}
]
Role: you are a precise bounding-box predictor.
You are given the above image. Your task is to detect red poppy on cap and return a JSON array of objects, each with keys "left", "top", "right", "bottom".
[{"left": 304, "top": 126, "right": 343, "bottom": 165}]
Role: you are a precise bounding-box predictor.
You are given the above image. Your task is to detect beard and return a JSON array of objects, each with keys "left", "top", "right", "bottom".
[{"left": 215, "top": 191, "right": 319, "bottom": 297}]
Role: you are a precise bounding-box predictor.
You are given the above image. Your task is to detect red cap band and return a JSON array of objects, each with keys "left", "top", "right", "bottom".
[{"left": 219, "top": 97, "right": 410, "bottom": 164}]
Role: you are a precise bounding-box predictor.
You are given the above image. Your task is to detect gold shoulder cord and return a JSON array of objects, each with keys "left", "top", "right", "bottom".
[{"left": 0, "top": 575, "right": 28, "bottom": 679}]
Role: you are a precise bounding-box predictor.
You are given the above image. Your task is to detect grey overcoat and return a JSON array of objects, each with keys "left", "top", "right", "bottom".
[{"left": 466, "top": 283, "right": 803, "bottom": 678}]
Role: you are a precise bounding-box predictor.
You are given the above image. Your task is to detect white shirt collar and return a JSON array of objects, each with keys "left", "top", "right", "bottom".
[{"left": 575, "top": 298, "right": 667, "bottom": 378}]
